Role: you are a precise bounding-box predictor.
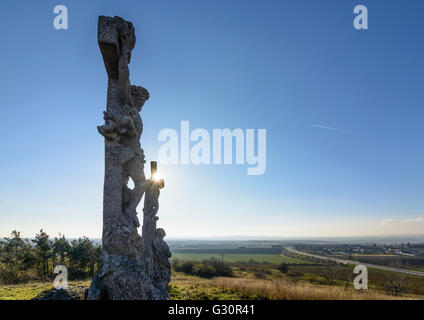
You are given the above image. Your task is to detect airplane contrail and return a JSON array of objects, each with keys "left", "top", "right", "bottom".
[{"left": 312, "top": 124, "right": 357, "bottom": 135}]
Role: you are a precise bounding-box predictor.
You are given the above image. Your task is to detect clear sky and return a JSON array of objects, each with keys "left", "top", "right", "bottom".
[{"left": 0, "top": 0, "right": 423, "bottom": 239}]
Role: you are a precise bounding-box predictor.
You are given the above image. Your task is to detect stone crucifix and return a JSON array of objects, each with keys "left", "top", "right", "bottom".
[{"left": 87, "top": 16, "right": 171, "bottom": 300}]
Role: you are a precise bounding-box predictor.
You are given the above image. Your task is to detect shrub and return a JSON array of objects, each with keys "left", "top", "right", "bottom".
[
  {"left": 253, "top": 268, "right": 267, "bottom": 279},
  {"left": 175, "top": 261, "right": 194, "bottom": 274},
  {"left": 173, "top": 259, "right": 233, "bottom": 278},
  {"left": 277, "top": 262, "right": 290, "bottom": 273},
  {"left": 0, "top": 263, "right": 32, "bottom": 284},
  {"left": 193, "top": 264, "right": 216, "bottom": 278}
]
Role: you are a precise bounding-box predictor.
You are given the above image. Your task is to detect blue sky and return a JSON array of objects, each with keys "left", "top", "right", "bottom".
[{"left": 0, "top": 0, "right": 423, "bottom": 238}]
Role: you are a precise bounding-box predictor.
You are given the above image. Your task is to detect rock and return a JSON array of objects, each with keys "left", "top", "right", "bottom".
[
  {"left": 87, "top": 255, "right": 168, "bottom": 300},
  {"left": 32, "top": 285, "right": 87, "bottom": 300}
]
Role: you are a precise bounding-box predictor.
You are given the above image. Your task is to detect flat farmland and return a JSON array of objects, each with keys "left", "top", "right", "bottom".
[{"left": 172, "top": 253, "right": 303, "bottom": 264}]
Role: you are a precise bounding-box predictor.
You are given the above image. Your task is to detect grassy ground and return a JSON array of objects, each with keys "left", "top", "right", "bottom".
[
  {"left": 0, "top": 275, "right": 243, "bottom": 300},
  {"left": 172, "top": 253, "right": 303, "bottom": 264},
  {"left": 0, "top": 273, "right": 412, "bottom": 300},
  {"left": 0, "top": 281, "right": 91, "bottom": 300},
  {"left": 170, "top": 273, "right": 243, "bottom": 299},
  {"left": 1, "top": 252, "right": 423, "bottom": 300}
]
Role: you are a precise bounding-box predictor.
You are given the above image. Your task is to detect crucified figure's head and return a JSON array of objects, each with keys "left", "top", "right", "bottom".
[
  {"left": 155, "top": 228, "right": 166, "bottom": 239},
  {"left": 131, "top": 85, "right": 150, "bottom": 111}
]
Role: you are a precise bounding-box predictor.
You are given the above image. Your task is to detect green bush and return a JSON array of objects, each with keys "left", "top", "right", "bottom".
[
  {"left": 277, "top": 262, "right": 290, "bottom": 273},
  {"left": 173, "top": 259, "right": 233, "bottom": 278},
  {"left": 0, "top": 263, "right": 32, "bottom": 284},
  {"left": 178, "top": 261, "right": 195, "bottom": 274},
  {"left": 193, "top": 264, "right": 216, "bottom": 278}
]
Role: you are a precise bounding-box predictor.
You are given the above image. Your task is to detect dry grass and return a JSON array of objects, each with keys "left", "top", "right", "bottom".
[
  {"left": 170, "top": 273, "right": 242, "bottom": 300},
  {"left": 212, "top": 277, "right": 413, "bottom": 300}
]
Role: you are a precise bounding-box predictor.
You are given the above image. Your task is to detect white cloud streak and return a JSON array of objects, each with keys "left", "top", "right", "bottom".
[
  {"left": 312, "top": 124, "right": 357, "bottom": 135},
  {"left": 381, "top": 217, "right": 424, "bottom": 224}
]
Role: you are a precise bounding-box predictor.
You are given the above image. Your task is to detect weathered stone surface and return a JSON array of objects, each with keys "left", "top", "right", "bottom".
[
  {"left": 88, "top": 15, "right": 171, "bottom": 300},
  {"left": 32, "top": 285, "right": 87, "bottom": 300},
  {"left": 88, "top": 254, "right": 168, "bottom": 300},
  {"left": 97, "top": 16, "right": 135, "bottom": 81}
]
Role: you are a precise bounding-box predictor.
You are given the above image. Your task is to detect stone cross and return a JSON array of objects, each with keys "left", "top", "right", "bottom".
[{"left": 87, "top": 16, "right": 171, "bottom": 300}]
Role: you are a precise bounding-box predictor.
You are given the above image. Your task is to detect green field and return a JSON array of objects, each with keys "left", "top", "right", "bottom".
[{"left": 172, "top": 253, "right": 303, "bottom": 264}]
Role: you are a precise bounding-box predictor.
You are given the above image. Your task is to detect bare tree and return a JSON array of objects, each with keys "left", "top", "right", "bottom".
[{"left": 383, "top": 273, "right": 411, "bottom": 296}]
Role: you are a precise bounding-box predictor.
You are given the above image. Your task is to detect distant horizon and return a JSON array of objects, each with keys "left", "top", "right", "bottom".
[{"left": 4, "top": 231, "right": 424, "bottom": 244}]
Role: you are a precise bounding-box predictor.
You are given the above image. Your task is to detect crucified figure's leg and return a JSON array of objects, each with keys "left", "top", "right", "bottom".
[{"left": 123, "top": 156, "right": 146, "bottom": 227}]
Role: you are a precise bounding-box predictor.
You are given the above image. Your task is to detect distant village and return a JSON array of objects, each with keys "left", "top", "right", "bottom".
[{"left": 297, "top": 243, "right": 424, "bottom": 257}]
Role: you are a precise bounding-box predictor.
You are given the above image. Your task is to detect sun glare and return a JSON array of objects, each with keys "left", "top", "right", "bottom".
[{"left": 151, "top": 173, "right": 163, "bottom": 181}]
